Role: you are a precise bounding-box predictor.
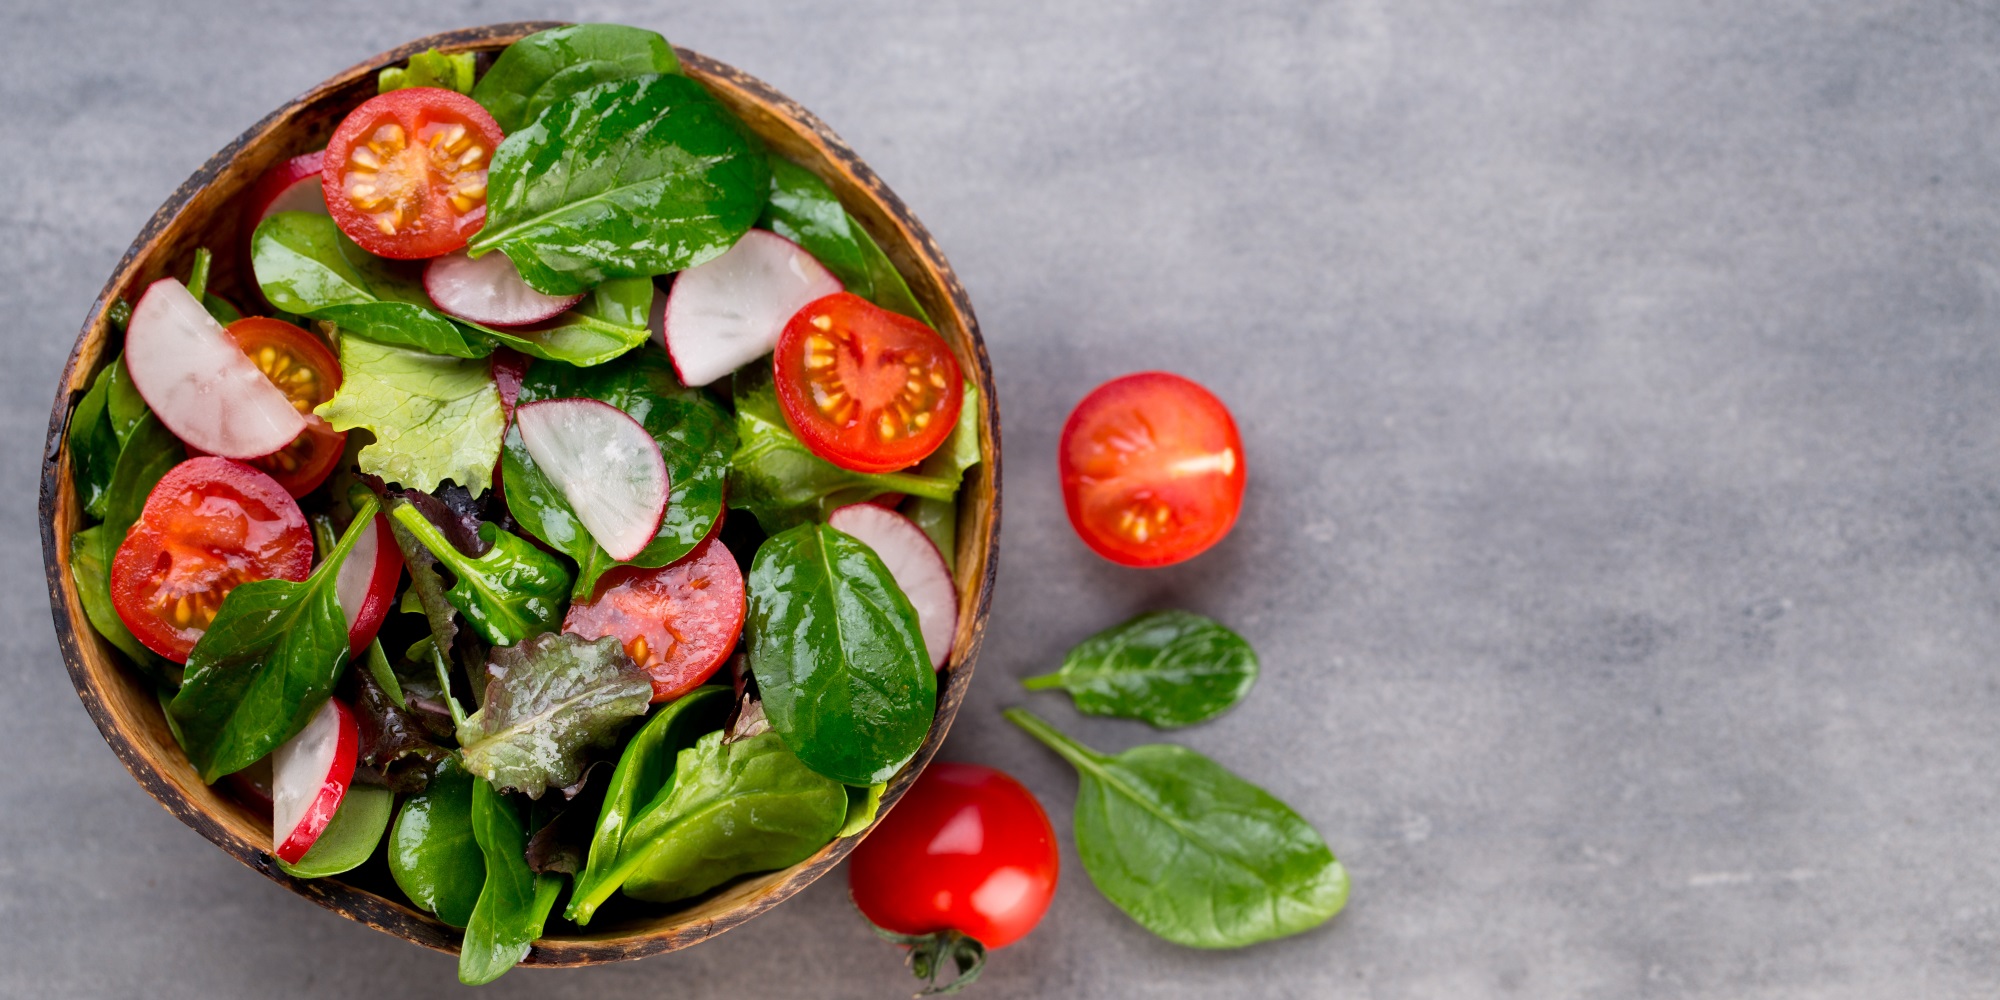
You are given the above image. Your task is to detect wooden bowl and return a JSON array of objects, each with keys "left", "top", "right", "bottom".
[{"left": 36, "top": 22, "right": 998, "bottom": 967}]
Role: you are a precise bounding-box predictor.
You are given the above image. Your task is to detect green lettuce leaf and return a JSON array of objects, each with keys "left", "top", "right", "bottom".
[
  {"left": 316, "top": 335, "right": 506, "bottom": 494},
  {"left": 457, "top": 632, "right": 654, "bottom": 799},
  {"left": 380, "top": 48, "right": 476, "bottom": 95}
]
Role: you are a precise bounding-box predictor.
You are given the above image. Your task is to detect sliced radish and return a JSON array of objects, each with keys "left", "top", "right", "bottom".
[
  {"left": 334, "top": 512, "right": 404, "bottom": 657},
  {"left": 660, "top": 229, "right": 841, "bottom": 386},
  {"left": 271, "top": 697, "right": 358, "bottom": 865},
  {"left": 124, "top": 278, "right": 307, "bottom": 459},
  {"left": 425, "top": 250, "right": 584, "bottom": 327},
  {"left": 828, "top": 503, "right": 958, "bottom": 669},
  {"left": 246, "top": 151, "right": 328, "bottom": 231},
  {"left": 515, "top": 398, "right": 669, "bottom": 562}
]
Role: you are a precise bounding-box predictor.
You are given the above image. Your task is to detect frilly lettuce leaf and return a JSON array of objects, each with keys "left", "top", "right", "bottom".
[{"left": 316, "top": 335, "right": 506, "bottom": 494}]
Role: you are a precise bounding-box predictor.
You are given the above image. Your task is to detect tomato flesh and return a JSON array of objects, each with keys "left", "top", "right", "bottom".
[
  {"left": 848, "top": 762, "right": 1058, "bottom": 949},
  {"left": 774, "top": 292, "right": 963, "bottom": 473},
  {"left": 223, "top": 317, "right": 346, "bottom": 497},
  {"left": 1059, "top": 371, "right": 1246, "bottom": 567},
  {"left": 111, "top": 458, "right": 314, "bottom": 662},
  {"left": 322, "top": 88, "right": 502, "bottom": 259},
  {"left": 562, "top": 528, "right": 745, "bottom": 702}
]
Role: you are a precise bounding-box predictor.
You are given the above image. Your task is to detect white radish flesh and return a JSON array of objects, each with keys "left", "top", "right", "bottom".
[
  {"left": 271, "top": 698, "right": 357, "bottom": 864},
  {"left": 828, "top": 503, "right": 958, "bottom": 669},
  {"left": 124, "top": 278, "right": 307, "bottom": 459},
  {"left": 425, "top": 250, "right": 584, "bottom": 327},
  {"left": 515, "top": 398, "right": 670, "bottom": 562},
  {"left": 660, "top": 229, "right": 841, "bottom": 386},
  {"left": 334, "top": 515, "right": 380, "bottom": 634}
]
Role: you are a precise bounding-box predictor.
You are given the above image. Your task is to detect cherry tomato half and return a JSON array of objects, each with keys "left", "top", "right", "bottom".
[
  {"left": 111, "top": 458, "right": 314, "bottom": 662},
  {"left": 849, "top": 763, "right": 1058, "bottom": 951},
  {"left": 322, "top": 88, "right": 502, "bottom": 259},
  {"left": 224, "top": 317, "right": 346, "bottom": 497},
  {"left": 562, "top": 527, "right": 745, "bottom": 702},
  {"left": 1058, "top": 371, "right": 1246, "bottom": 568},
  {"left": 774, "top": 292, "right": 963, "bottom": 474}
]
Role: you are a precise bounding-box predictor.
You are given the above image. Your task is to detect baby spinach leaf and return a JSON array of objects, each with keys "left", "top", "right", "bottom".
[
  {"left": 907, "top": 497, "right": 957, "bottom": 573},
  {"left": 70, "top": 363, "right": 120, "bottom": 520},
  {"left": 566, "top": 730, "right": 845, "bottom": 922},
  {"left": 1024, "top": 611, "right": 1259, "bottom": 728},
  {"left": 102, "top": 355, "right": 149, "bottom": 447},
  {"left": 476, "top": 278, "right": 653, "bottom": 367},
  {"left": 469, "top": 73, "right": 770, "bottom": 296},
  {"left": 387, "top": 503, "right": 571, "bottom": 647},
  {"left": 727, "top": 363, "right": 979, "bottom": 533},
  {"left": 502, "top": 349, "right": 735, "bottom": 597},
  {"left": 275, "top": 783, "right": 394, "bottom": 878},
  {"left": 1003, "top": 709, "right": 1348, "bottom": 949},
  {"left": 68, "top": 410, "right": 181, "bottom": 682},
  {"left": 316, "top": 335, "right": 506, "bottom": 494},
  {"left": 380, "top": 47, "right": 475, "bottom": 95},
  {"left": 252, "top": 212, "right": 494, "bottom": 358},
  {"left": 472, "top": 23, "right": 680, "bottom": 134},
  {"left": 838, "top": 781, "right": 888, "bottom": 838},
  {"left": 575, "top": 685, "right": 731, "bottom": 907},
  {"left": 456, "top": 632, "right": 653, "bottom": 799},
  {"left": 761, "top": 158, "right": 931, "bottom": 324},
  {"left": 460, "top": 778, "right": 563, "bottom": 986},
  {"left": 390, "top": 757, "right": 484, "bottom": 927},
  {"left": 169, "top": 499, "right": 382, "bottom": 783},
  {"left": 746, "top": 523, "right": 934, "bottom": 786}
]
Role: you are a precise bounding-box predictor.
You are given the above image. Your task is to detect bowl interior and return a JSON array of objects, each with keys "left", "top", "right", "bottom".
[{"left": 39, "top": 22, "right": 998, "bottom": 967}]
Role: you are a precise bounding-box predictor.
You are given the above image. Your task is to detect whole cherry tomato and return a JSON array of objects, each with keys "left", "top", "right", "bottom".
[{"left": 849, "top": 762, "right": 1058, "bottom": 993}]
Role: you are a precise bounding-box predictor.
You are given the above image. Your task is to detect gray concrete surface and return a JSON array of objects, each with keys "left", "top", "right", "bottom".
[{"left": 5, "top": 1, "right": 1998, "bottom": 996}]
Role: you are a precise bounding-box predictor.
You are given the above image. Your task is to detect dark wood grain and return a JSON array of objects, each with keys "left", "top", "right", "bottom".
[{"left": 38, "top": 22, "right": 999, "bottom": 967}]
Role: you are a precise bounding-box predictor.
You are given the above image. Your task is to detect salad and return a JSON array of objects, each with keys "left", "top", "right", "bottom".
[{"left": 64, "top": 23, "right": 979, "bottom": 985}]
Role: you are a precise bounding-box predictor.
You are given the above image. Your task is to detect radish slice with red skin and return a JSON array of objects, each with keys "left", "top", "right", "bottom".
[
  {"left": 425, "top": 250, "right": 584, "bottom": 327},
  {"left": 660, "top": 229, "right": 842, "bottom": 386},
  {"left": 828, "top": 503, "right": 958, "bottom": 670},
  {"left": 333, "top": 513, "right": 404, "bottom": 657},
  {"left": 514, "top": 398, "right": 670, "bottom": 562},
  {"left": 271, "top": 698, "right": 358, "bottom": 865},
  {"left": 124, "top": 278, "right": 307, "bottom": 459},
  {"left": 246, "top": 151, "right": 328, "bottom": 232}
]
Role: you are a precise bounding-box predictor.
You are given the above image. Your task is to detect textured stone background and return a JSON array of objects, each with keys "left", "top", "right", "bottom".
[{"left": 7, "top": 1, "right": 1999, "bottom": 997}]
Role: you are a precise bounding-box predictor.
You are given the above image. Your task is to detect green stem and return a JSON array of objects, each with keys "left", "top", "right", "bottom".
[
  {"left": 1020, "top": 673, "right": 1064, "bottom": 692},
  {"left": 364, "top": 638, "right": 405, "bottom": 708},
  {"left": 432, "top": 641, "right": 469, "bottom": 730},
  {"left": 1000, "top": 707, "right": 1104, "bottom": 772},
  {"left": 864, "top": 470, "right": 957, "bottom": 502},
  {"left": 186, "top": 248, "right": 212, "bottom": 302},
  {"left": 319, "top": 497, "right": 380, "bottom": 580}
]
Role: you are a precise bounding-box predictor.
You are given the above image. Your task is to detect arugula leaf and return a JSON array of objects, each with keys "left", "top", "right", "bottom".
[
  {"left": 746, "top": 523, "right": 934, "bottom": 785},
  {"left": 477, "top": 278, "right": 653, "bottom": 367},
  {"left": 253, "top": 212, "right": 495, "bottom": 358},
  {"left": 456, "top": 632, "right": 653, "bottom": 798},
  {"left": 169, "top": 499, "right": 381, "bottom": 783},
  {"left": 387, "top": 503, "right": 570, "bottom": 647},
  {"left": 274, "top": 783, "right": 393, "bottom": 878},
  {"left": 460, "top": 778, "right": 563, "bottom": 986},
  {"left": 761, "top": 158, "right": 931, "bottom": 324},
  {"left": 316, "top": 335, "right": 506, "bottom": 494},
  {"left": 1004, "top": 709, "right": 1348, "bottom": 948},
  {"left": 566, "top": 730, "right": 845, "bottom": 922},
  {"left": 502, "top": 349, "right": 736, "bottom": 597},
  {"left": 390, "top": 756, "right": 485, "bottom": 928},
  {"left": 1024, "top": 611, "right": 1259, "bottom": 728},
  {"left": 469, "top": 74, "right": 770, "bottom": 296},
  {"left": 380, "top": 47, "right": 476, "bottom": 95},
  {"left": 574, "top": 685, "right": 731, "bottom": 910},
  {"left": 472, "top": 23, "right": 680, "bottom": 134},
  {"left": 727, "top": 363, "right": 979, "bottom": 533}
]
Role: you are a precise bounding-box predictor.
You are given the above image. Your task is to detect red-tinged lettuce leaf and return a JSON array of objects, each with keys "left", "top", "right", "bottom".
[
  {"left": 352, "top": 656, "right": 453, "bottom": 793},
  {"left": 457, "top": 633, "right": 653, "bottom": 798}
]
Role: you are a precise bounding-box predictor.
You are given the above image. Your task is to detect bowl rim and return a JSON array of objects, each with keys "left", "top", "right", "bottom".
[{"left": 37, "top": 21, "right": 1001, "bottom": 967}]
